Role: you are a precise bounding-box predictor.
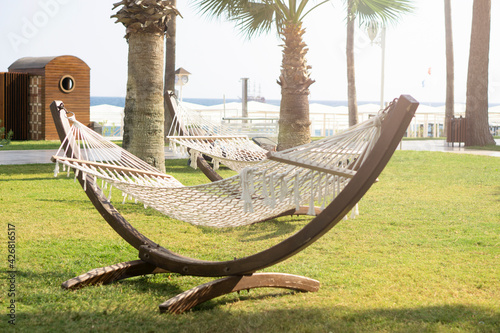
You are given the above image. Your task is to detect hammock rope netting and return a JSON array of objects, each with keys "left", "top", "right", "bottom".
[
  {"left": 167, "top": 97, "right": 269, "bottom": 172},
  {"left": 53, "top": 106, "right": 388, "bottom": 228}
]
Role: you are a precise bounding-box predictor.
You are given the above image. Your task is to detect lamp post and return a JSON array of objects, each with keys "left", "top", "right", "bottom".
[
  {"left": 367, "top": 23, "right": 386, "bottom": 109},
  {"left": 241, "top": 78, "right": 249, "bottom": 121},
  {"left": 175, "top": 67, "right": 191, "bottom": 102}
]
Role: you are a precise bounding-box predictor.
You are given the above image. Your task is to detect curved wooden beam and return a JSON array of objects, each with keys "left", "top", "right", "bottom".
[{"left": 159, "top": 273, "right": 320, "bottom": 314}]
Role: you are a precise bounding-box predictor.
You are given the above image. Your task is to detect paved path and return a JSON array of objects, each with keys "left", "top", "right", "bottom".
[
  {"left": 0, "top": 148, "right": 187, "bottom": 165},
  {"left": 0, "top": 140, "right": 499, "bottom": 165},
  {"left": 399, "top": 139, "right": 500, "bottom": 157}
]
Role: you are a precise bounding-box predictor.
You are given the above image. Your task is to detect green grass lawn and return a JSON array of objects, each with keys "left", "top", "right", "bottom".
[
  {"left": 468, "top": 144, "right": 500, "bottom": 152},
  {"left": 0, "top": 140, "right": 123, "bottom": 150},
  {"left": 2, "top": 138, "right": 499, "bottom": 151},
  {"left": 0, "top": 152, "right": 499, "bottom": 332},
  {"left": 0, "top": 140, "right": 62, "bottom": 150}
]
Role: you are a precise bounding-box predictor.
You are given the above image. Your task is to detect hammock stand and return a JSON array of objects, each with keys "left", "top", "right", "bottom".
[{"left": 50, "top": 95, "right": 418, "bottom": 314}]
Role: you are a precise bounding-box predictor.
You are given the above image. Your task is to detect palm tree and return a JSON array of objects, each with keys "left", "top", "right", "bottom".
[
  {"left": 346, "top": 1, "right": 359, "bottom": 126},
  {"left": 345, "top": 1, "right": 413, "bottom": 127},
  {"left": 444, "top": 0, "right": 454, "bottom": 132},
  {"left": 193, "top": 0, "right": 413, "bottom": 148},
  {"left": 112, "top": 0, "right": 180, "bottom": 172},
  {"left": 164, "top": 0, "right": 177, "bottom": 142},
  {"left": 465, "top": 0, "right": 495, "bottom": 147},
  {"left": 192, "top": 0, "right": 326, "bottom": 150}
]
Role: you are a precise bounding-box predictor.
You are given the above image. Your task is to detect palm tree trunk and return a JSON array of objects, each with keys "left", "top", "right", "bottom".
[
  {"left": 346, "top": 2, "right": 358, "bottom": 127},
  {"left": 164, "top": 0, "right": 176, "bottom": 140},
  {"left": 444, "top": 0, "right": 454, "bottom": 134},
  {"left": 123, "top": 32, "right": 166, "bottom": 172},
  {"left": 278, "top": 90, "right": 311, "bottom": 151},
  {"left": 277, "top": 22, "right": 314, "bottom": 151},
  {"left": 465, "top": 0, "right": 495, "bottom": 147}
]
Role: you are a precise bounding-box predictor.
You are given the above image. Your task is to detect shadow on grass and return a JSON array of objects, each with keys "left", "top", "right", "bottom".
[
  {"left": 12, "top": 270, "right": 500, "bottom": 331},
  {"left": 192, "top": 301, "right": 500, "bottom": 331},
  {"left": 237, "top": 219, "right": 305, "bottom": 243},
  {"left": 198, "top": 217, "right": 297, "bottom": 235},
  {"left": 14, "top": 299, "right": 500, "bottom": 332},
  {"left": 195, "top": 215, "right": 311, "bottom": 243},
  {"left": 0, "top": 177, "right": 54, "bottom": 182},
  {"left": 36, "top": 199, "right": 91, "bottom": 205}
]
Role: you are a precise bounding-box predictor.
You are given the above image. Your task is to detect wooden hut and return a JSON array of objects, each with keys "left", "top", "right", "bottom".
[
  {"left": 0, "top": 72, "right": 29, "bottom": 140},
  {"left": 1, "top": 55, "right": 90, "bottom": 140}
]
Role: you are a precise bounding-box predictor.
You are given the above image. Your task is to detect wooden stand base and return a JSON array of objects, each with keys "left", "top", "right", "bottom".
[
  {"left": 160, "top": 273, "right": 320, "bottom": 314},
  {"left": 62, "top": 261, "right": 319, "bottom": 314},
  {"left": 62, "top": 260, "right": 168, "bottom": 289}
]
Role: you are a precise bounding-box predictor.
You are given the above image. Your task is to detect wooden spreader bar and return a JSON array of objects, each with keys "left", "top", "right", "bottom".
[
  {"left": 51, "top": 155, "right": 175, "bottom": 180},
  {"left": 266, "top": 152, "right": 357, "bottom": 178},
  {"left": 169, "top": 135, "right": 249, "bottom": 140}
]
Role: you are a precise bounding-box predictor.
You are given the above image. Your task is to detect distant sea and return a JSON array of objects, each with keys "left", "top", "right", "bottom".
[
  {"left": 90, "top": 96, "right": 379, "bottom": 108},
  {"left": 91, "top": 96, "right": 499, "bottom": 108}
]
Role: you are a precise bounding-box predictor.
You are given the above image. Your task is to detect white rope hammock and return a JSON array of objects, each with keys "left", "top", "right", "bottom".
[
  {"left": 53, "top": 108, "right": 387, "bottom": 228},
  {"left": 167, "top": 96, "right": 268, "bottom": 172}
]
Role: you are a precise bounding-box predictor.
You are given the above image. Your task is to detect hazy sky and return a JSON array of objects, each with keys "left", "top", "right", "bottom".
[{"left": 1, "top": 0, "right": 499, "bottom": 104}]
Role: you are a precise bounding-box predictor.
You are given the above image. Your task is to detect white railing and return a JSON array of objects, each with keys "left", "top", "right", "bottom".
[{"left": 221, "top": 117, "right": 279, "bottom": 138}]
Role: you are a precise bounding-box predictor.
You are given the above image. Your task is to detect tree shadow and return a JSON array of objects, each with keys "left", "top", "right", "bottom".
[
  {"left": 11, "top": 268, "right": 500, "bottom": 331},
  {"left": 36, "top": 198, "right": 89, "bottom": 204},
  {"left": 16, "top": 293, "right": 500, "bottom": 332},
  {"left": 0, "top": 177, "right": 54, "bottom": 182}
]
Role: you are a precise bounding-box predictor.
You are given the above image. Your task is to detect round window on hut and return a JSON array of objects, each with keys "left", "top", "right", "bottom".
[{"left": 59, "top": 75, "right": 75, "bottom": 93}]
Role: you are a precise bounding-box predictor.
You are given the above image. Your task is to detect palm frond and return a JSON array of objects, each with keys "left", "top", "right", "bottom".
[
  {"left": 298, "top": 0, "right": 330, "bottom": 21},
  {"left": 191, "top": 0, "right": 241, "bottom": 20},
  {"left": 348, "top": 0, "right": 415, "bottom": 26},
  {"left": 235, "top": 1, "right": 278, "bottom": 37},
  {"left": 191, "top": 0, "right": 332, "bottom": 38},
  {"left": 191, "top": 0, "right": 277, "bottom": 37}
]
